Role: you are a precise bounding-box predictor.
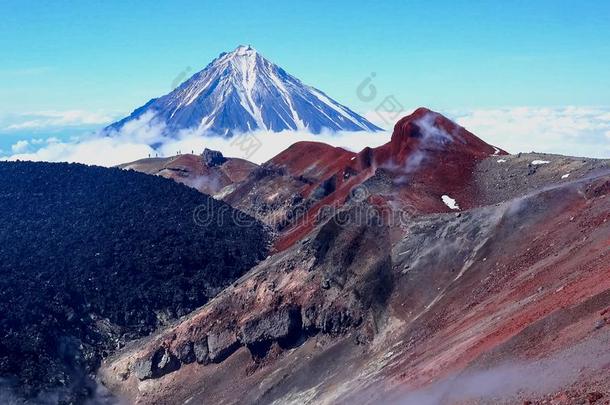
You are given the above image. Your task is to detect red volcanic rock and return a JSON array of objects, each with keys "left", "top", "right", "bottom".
[
  {"left": 119, "top": 108, "right": 507, "bottom": 252},
  {"left": 389, "top": 107, "right": 502, "bottom": 158},
  {"left": 223, "top": 141, "right": 374, "bottom": 250},
  {"left": 265, "top": 108, "right": 507, "bottom": 250},
  {"left": 101, "top": 109, "right": 610, "bottom": 405},
  {"left": 587, "top": 392, "right": 604, "bottom": 403},
  {"left": 368, "top": 107, "right": 508, "bottom": 214},
  {"left": 269, "top": 141, "right": 357, "bottom": 179},
  {"left": 99, "top": 159, "right": 610, "bottom": 404}
]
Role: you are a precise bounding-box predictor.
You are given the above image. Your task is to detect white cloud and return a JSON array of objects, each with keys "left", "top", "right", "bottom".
[
  {"left": 450, "top": 107, "right": 610, "bottom": 158},
  {"left": 11, "top": 140, "right": 30, "bottom": 153},
  {"left": 2, "top": 106, "right": 609, "bottom": 167},
  {"left": 4, "top": 112, "right": 162, "bottom": 166},
  {"left": 2, "top": 109, "right": 392, "bottom": 166},
  {"left": 154, "top": 128, "right": 391, "bottom": 165},
  {"left": 2, "top": 110, "right": 116, "bottom": 131},
  {"left": 6, "top": 136, "right": 155, "bottom": 167}
]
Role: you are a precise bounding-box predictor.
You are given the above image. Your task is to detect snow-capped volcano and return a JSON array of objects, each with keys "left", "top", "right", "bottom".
[{"left": 106, "top": 45, "right": 382, "bottom": 136}]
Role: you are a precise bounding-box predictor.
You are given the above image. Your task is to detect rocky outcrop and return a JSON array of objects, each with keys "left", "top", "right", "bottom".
[
  {"left": 240, "top": 306, "right": 302, "bottom": 346},
  {"left": 207, "top": 329, "right": 240, "bottom": 363},
  {"left": 201, "top": 148, "right": 227, "bottom": 167},
  {"left": 174, "top": 341, "right": 196, "bottom": 364},
  {"left": 193, "top": 338, "right": 210, "bottom": 364},
  {"left": 134, "top": 348, "right": 180, "bottom": 381},
  {"left": 112, "top": 200, "right": 394, "bottom": 394}
]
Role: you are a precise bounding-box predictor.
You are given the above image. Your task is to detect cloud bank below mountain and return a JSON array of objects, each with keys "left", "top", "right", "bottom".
[
  {"left": 452, "top": 106, "right": 610, "bottom": 158},
  {"left": 1, "top": 106, "right": 608, "bottom": 167}
]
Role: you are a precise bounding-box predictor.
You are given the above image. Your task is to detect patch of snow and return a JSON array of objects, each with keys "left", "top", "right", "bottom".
[
  {"left": 531, "top": 160, "right": 550, "bottom": 165},
  {"left": 441, "top": 195, "right": 460, "bottom": 210},
  {"left": 492, "top": 147, "right": 500, "bottom": 155},
  {"left": 265, "top": 62, "right": 305, "bottom": 130},
  {"left": 497, "top": 159, "right": 507, "bottom": 163},
  {"left": 561, "top": 173, "right": 570, "bottom": 179},
  {"left": 350, "top": 156, "right": 356, "bottom": 161}
]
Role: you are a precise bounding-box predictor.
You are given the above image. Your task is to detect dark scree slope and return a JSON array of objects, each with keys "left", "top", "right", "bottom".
[{"left": 0, "top": 161, "right": 269, "bottom": 400}]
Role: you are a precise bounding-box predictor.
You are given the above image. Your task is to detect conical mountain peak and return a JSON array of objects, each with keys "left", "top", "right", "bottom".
[{"left": 106, "top": 46, "right": 382, "bottom": 136}]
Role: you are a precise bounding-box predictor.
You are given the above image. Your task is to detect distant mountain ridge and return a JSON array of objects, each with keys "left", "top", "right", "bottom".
[{"left": 106, "top": 45, "right": 382, "bottom": 136}]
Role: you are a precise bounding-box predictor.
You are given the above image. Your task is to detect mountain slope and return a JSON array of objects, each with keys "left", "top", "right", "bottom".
[
  {"left": 122, "top": 108, "right": 509, "bottom": 251},
  {"left": 101, "top": 172, "right": 610, "bottom": 405},
  {"left": 101, "top": 110, "right": 610, "bottom": 404},
  {"left": 0, "top": 161, "right": 269, "bottom": 403},
  {"left": 118, "top": 149, "right": 258, "bottom": 197},
  {"left": 221, "top": 107, "right": 506, "bottom": 250},
  {"left": 106, "top": 45, "right": 382, "bottom": 136}
]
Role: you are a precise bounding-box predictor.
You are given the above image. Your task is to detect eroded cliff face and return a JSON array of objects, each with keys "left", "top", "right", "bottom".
[{"left": 101, "top": 109, "right": 610, "bottom": 405}]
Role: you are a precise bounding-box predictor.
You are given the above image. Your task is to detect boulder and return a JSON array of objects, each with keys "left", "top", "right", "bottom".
[
  {"left": 133, "top": 347, "right": 180, "bottom": 381},
  {"left": 174, "top": 341, "right": 195, "bottom": 364},
  {"left": 320, "top": 309, "right": 362, "bottom": 335},
  {"left": 301, "top": 305, "right": 319, "bottom": 330},
  {"left": 207, "top": 329, "right": 239, "bottom": 363},
  {"left": 201, "top": 149, "right": 227, "bottom": 167},
  {"left": 133, "top": 358, "right": 154, "bottom": 381},
  {"left": 193, "top": 337, "right": 210, "bottom": 365},
  {"left": 240, "top": 306, "right": 302, "bottom": 345}
]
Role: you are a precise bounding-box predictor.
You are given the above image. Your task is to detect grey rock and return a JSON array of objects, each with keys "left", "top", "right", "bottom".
[
  {"left": 133, "top": 347, "right": 180, "bottom": 381},
  {"left": 133, "top": 358, "right": 154, "bottom": 381},
  {"left": 240, "top": 306, "right": 301, "bottom": 345},
  {"left": 320, "top": 309, "right": 362, "bottom": 335},
  {"left": 207, "top": 329, "right": 240, "bottom": 363},
  {"left": 301, "top": 305, "right": 318, "bottom": 330},
  {"left": 193, "top": 337, "right": 210, "bottom": 365},
  {"left": 175, "top": 341, "right": 195, "bottom": 364},
  {"left": 201, "top": 148, "right": 227, "bottom": 167},
  {"left": 157, "top": 349, "right": 176, "bottom": 370},
  {"left": 527, "top": 164, "right": 538, "bottom": 176}
]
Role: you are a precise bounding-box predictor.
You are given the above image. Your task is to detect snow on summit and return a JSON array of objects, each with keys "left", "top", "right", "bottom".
[{"left": 106, "top": 45, "right": 383, "bottom": 137}]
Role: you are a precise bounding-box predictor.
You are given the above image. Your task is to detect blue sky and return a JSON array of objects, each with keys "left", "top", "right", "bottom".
[{"left": 1, "top": 0, "right": 609, "bottom": 160}]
